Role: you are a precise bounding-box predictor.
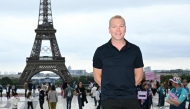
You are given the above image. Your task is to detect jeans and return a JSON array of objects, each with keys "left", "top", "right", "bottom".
[
  {"left": 66, "top": 97, "right": 72, "bottom": 109},
  {"left": 94, "top": 96, "right": 97, "bottom": 106},
  {"left": 78, "top": 95, "right": 83, "bottom": 109},
  {"left": 39, "top": 100, "right": 44, "bottom": 109},
  {"left": 50, "top": 102, "right": 57, "bottom": 109},
  {"left": 27, "top": 101, "right": 33, "bottom": 109},
  {"left": 97, "top": 100, "right": 101, "bottom": 109},
  {"left": 6, "top": 92, "right": 10, "bottom": 99}
]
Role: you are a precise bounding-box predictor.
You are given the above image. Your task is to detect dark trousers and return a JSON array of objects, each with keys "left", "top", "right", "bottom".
[
  {"left": 0, "top": 91, "right": 2, "bottom": 97},
  {"left": 25, "top": 89, "right": 27, "bottom": 97},
  {"left": 6, "top": 92, "right": 10, "bottom": 99},
  {"left": 78, "top": 96, "right": 83, "bottom": 109},
  {"left": 97, "top": 100, "right": 101, "bottom": 109},
  {"left": 102, "top": 98, "right": 140, "bottom": 109},
  {"left": 28, "top": 101, "right": 33, "bottom": 109},
  {"left": 66, "top": 97, "right": 72, "bottom": 109},
  {"left": 39, "top": 100, "right": 44, "bottom": 109},
  {"left": 94, "top": 96, "right": 97, "bottom": 106}
]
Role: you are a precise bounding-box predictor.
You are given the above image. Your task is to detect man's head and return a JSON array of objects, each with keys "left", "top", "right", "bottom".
[
  {"left": 182, "top": 78, "right": 188, "bottom": 87},
  {"left": 37, "top": 86, "right": 41, "bottom": 91},
  {"left": 170, "top": 77, "right": 182, "bottom": 88},
  {"left": 67, "top": 83, "right": 71, "bottom": 87},
  {"left": 109, "top": 15, "right": 126, "bottom": 41}
]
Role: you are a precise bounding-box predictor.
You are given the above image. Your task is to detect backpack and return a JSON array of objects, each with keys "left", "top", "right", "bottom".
[{"left": 67, "top": 89, "right": 72, "bottom": 97}]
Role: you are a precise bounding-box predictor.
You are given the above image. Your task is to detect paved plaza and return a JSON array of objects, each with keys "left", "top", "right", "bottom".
[{"left": 0, "top": 89, "right": 170, "bottom": 109}]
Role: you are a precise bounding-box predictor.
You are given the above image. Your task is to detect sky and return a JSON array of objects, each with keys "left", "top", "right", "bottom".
[{"left": 0, "top": 0, "right": 190, "bottom": 74}]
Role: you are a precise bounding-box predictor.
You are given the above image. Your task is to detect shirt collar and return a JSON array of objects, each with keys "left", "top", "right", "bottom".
[{"left": 107, "top": 38, "right": 130, "bottom": 49}]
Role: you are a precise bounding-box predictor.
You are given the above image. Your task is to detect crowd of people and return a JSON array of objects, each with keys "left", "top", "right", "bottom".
[{"left": 1, "top": 76, "right": 190, "bottom": 109}]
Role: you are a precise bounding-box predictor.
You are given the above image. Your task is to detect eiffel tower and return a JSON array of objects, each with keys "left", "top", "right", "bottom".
[{"left": 19, "top": 0, "right": 72, "bottom": 83}]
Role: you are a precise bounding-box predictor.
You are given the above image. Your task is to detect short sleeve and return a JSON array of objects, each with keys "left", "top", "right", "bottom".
[
  {"left": 93, "top": 48, "right": 102, "bottom": 69},
  {"left": 178, "top": 89, "right": 188, "bottom": 103},
  {"left": 134, "top": 47, "right": 144, "bottom": 68}
]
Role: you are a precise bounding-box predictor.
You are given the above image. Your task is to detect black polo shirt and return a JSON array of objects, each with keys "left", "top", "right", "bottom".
[{"left": 93, "top": 39, "right": 144, "bottom": 101}]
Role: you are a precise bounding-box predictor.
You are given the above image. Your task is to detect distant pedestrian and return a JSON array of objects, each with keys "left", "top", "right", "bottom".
[
  {"left": 11, "top": 93, "right": 20, "bottom": 109},
  {"left": 75, "top": 82, "right": 88, "bottom": 109},
  {"left": 38, "top": 86, "right": 45, "bottom": 109},
  {"left": 32, "top": 81, "right": 36, "bottom": 97},
  {"left": 26, "top": 92, "right": 33, "bottom": 109},
  {"left": 24, "top": 82, "right": 28, "bottom": 97},
  {"left": 91, "top": 84, "right": 97, "bottom": 106},
  {"left": 64, "top": 83, "right": 75, "bottom": 109},
  {"left": 12, "top": 84, "right": 17, "bottom": 96},
  {"left": 6, "top": 84, "right": 11, "bottom": 100},
  {"left": 28, "top": 81, "right": 33, "bottom": 92},
  {"left": 0, "top": 84, "right": 3, "bottom": 97},
  {"left": 62, "top": 80, "right": 68, "bottom": 97},
  {"left": 48, "top": 85, "right": 58, "bottom": 109},
  {"left": 96, "top": 86, "right": 101, "bottom": 109},
  {"left": 158, "top": 83, "right": 166, "bottom": 109},
  {"left": 46, "top": 83, "right": 51, "bottom": 109}
]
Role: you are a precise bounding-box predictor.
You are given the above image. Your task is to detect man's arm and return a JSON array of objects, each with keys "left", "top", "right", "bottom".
[
  {"left": 134, "top": 67, "right": 143, "bottom": 86},
  {"left": 169, "top": 97, "right": 181, "bottom": 106},
  {"left": 166, "top": 99, "right": 175, "bottom": 105},
  {"left": 93, "top": 68, "right": 102, "bottom": 86}
]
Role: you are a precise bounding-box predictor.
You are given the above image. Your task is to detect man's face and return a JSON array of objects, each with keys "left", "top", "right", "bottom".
[
  {"left": 109, "top": 18, "right": 126, "bottom": 41},
  {"left": 38, "top": 88, "right": 40, "bottom": 91},
  {"left": 182, "top": 79, "right": 188, "bottom": 87}
]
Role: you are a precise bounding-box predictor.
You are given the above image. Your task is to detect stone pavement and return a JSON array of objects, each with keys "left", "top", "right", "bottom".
[{"left": 0, "top": 89, "right": 170, "bottom": 109}]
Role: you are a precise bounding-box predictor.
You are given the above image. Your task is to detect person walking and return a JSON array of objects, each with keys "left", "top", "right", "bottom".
[
  {"left": 166, "top": 77, "right": 188, "bottom": 109},
  {"left": 91, "top": 84, "right": 97, "bottom": 106},
  {"left": 6, "top": 84, "right": 11, "bottom": 100},
  {"left": 32, "top": 81, "right": 36, "bottom": 97},
  {"left": 182, "top": 78, "right": 190, "bottom": 109},
  {"left": 0, "top": 84, "right": 3, "bottom": 97},
  {"left": 24, "top": 82, "right": 28, "bottom": 97},
  {"left": 26, "top": 92, "right": 33, "bottom": 109},
  {"left": 48, "top": 85, "right": 58, "bottom": 109},
  {"left": 64, "top": 83, "right": 75, "bottom": 109},
  {"left": 28, "top": 81, "right": 33, "bottom": 93},
  {"left": 37, "top": 86, "right": 45, "bottom": 109},
  {"left": 46, "top": 83, "right": 51, "bottom": 109},
  {"left": 96, "top": 86, "right": 101, "bottom": 109},
  {"left": 158, "top": 83, "right": 166, "bottom": 109},
  {"left": 93, "top": 15, "right": 144, "bottom": 109},
  {"left": 62, "top": 80, "right": 68, "bottom": 97},
  {"left": 75, "top": 82, "right": 88, "bottom": 109},
  {"left": 11, "top": 93, "right": 20, "bottom": 109},
  {"left": 12, "top": 84, "right": 17, "bottom": 96}
]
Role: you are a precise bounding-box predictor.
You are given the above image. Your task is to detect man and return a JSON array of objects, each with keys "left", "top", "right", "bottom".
[
  {"left": 0, "top": 83, "right": 3, "bottom": 97},
  {"left": 38, "top": 86, "right": 45, "bottom": 109},
  {"left": 28, "top": 81, "right": 33, "bottom": 92},
  {"left": 93, "top": 15, "right": 144, "bottom": 109},
  {"left": 32, "top": 81, "right": 36, "bottom": 97},
  {"left": 62, "top": 80, "right": 68, "bottom": 97},
  {"left": 23, "top": 82, "right": 28, "bottom": 97},
  {"left": 182, "top": 78, "right": 190, "bottom": 109},
  {"left": 6, "top": 84, "right": 11, "bottom": 100},
  {"left": 91, "top": 84, "right": 97, "bottom": 106},
  {"left": 166, "top": 77, "right": 188, "bottom": 109},
  {"left": 64, "top": 83, "right": 75, "bottom": 109}
]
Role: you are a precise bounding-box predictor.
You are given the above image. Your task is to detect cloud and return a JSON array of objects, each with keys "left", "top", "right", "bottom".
[{"left": 0, "top": 1, "right": 190, "bottom": 73}]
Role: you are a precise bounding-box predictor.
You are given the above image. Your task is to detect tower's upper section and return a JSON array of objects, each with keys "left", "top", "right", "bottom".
[{"left": 36, "top": 0, "right": 55, "bottom": 31}]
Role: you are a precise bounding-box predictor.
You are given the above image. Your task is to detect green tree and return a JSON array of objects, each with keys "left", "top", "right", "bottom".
[
  {"left": 161, "top": 75, "right": 173, "bottom": 83},
  {"left": 0, "top": 77, "right": 13, "bottom": 85}
]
